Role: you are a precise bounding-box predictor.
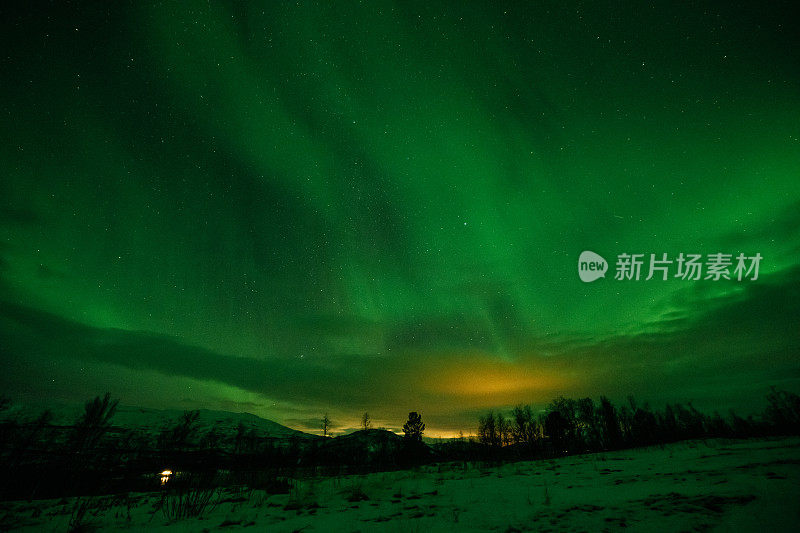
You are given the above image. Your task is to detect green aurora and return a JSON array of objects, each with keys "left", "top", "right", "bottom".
[{"left": 1, "top": 1, "right": 798, "bottom": 435}]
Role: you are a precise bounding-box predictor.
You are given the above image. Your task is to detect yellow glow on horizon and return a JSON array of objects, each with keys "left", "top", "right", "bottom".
[{"left": 428, "top": 354, "right": 564, "bottom": 402}]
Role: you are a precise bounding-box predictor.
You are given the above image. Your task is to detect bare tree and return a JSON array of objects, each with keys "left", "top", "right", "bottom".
[
  {"left": 478, "top": 411, "right": 500, "bottom": 447},
  {"left": 577, "top": 397, "right": 599, "bottom": 449},
  {"left": 598, "top": 396, "right": 622, "bottom": 450},
  {"left": 511, "top": 404, "right": 538, "bottom": 445},
  {"left": 765, "top": 387, "right": 800, "bottom": 434},
  {"left": 322, "top": 413, "right": 331, "bottom": 437},
  {"left": 71, "top": 393, "right": 119, "bottom": 453},
  {"left": 497, "top": 412, "right": 512, "bottom": 446},
  {"left": 234, "top": 421, "right": 259, "bottom": 455},
  {"left": 361, "top": 412, "right": 372, "bottom": 430},
  {"left": 158, "top": 410, "right": 200, "bottom": 451}
]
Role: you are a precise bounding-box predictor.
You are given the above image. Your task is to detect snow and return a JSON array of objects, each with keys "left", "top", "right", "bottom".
[
  {"left": 109, "top": 406, "right": 314, "bottom": 440},
  {"left": 3, "top": 402, "right": 314, "bottom": 441},
  {"left": 2, "top": 436, "right": 798, "bottom": 532}
]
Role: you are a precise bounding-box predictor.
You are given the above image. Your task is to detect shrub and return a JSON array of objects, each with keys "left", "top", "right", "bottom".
[{"left": 158, "top": 472, "right": 219, "bottom": 520}]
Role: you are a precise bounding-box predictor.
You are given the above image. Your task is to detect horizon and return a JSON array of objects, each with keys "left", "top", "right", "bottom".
[
  {"left": 2, "top": 386, "right": 788, "bottom": 440},
  {"left": 1, "top": 3, "right": 799, "bottom": 439}
]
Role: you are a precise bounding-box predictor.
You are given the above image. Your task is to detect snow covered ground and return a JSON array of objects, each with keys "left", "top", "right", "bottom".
[{"left": 2, "top": 436, "right": 798, "bottom": 532}]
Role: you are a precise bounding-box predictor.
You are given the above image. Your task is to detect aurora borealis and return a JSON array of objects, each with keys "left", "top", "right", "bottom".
[{"left": 1, "top": 2, "right": 798, "bottom": 436}]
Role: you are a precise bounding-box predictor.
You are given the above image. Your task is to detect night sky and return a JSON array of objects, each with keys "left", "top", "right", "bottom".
[{"left": 1, "top": 2, "right": 798, "bottom": 436}]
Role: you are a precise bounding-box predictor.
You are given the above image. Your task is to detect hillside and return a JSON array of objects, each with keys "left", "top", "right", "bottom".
[
  {"left": 1, "top": 401, "right": 317, "bottom": 441},
  {"left": 111, "top": 406, "right": 316, "bottom": 440}
]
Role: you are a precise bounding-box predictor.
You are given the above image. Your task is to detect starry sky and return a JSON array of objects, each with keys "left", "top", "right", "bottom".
[{"left": 1, "top": 1, "right": 799, "bottom": 436}]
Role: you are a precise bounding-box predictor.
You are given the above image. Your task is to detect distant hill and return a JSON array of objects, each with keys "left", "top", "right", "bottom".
[
  {"left": 1, "top": 401, "right": 317, "bottom": 441},
  {"left": 317, "top": 429, "right": 433, "bottom": 465},
  {"left": 111, "top": 405, "right": 316, "bottom": 440}
]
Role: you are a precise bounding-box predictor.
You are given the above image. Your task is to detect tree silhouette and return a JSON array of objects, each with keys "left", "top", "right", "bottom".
[
  {"left": 658, "top": 404, "right": 679, "bottom": 442},
  {"left": 576, "top": 397, "right": 599, "bottom": 449},
  {"left": 361, "top": 412, "right": 371, "bottom": 430},
  {"left": 402, "top": 412, "right": 425, "bottom": 442},
  {"left": 70, "top": 393, "right": 118, "bottom": 453},
  {"left": 630, "top": 401, "right": 658, "bottom": 446},
  {"left": 7, "top": 409, "right": 53, "bottom": 471},
  {"left": 544, "top": 410, "right": 569, "bottom": 453},
  {"left": 478, "top": 410, "right": 498, "bottom": 447},
  {"left": 322, "top": 413, "right": 331, "bottom": 437},
  {"left": 674, "top": 402, "right": 705, "bottom": 439},
  {"left": 511, "top": 404, "right": 538, "bottom": 446},
  {"left": 765, "top": 386, "right": 800, "bottom": 434},
  {"left": 598, "top": 396, "right": 622, "bottom": 450},
  {"left": 233, "top": 421, "right": 259, "bottom": 455},
  {"left": 497, "top": 412, "right": 512, "bottom": 446},
  {"left": 547, "top": 396, "right": 578, "bottom": 451},
  {"left": 201, "top": 423, "right": 221, "bottom": 450},
  {"left": 158, "top": 410, "right": 200, "bottom": 451}
]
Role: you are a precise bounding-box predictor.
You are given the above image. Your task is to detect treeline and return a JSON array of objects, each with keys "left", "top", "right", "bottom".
[
  {"left": 466, "top": 387, "right": 800, "bottom": 459},
  {"left": 0, "top": 394, "right": 317, "bottom": 500},
  {"left": 2, "top": 388, "right": 799, "bottom": 500},
  {"left": 0, "top": 397, "right": 432, "bottom": 501}
]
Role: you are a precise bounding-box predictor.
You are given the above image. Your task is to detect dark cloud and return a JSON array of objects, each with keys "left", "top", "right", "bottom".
[
  {"left": 0, "top": 206, "right": 40, "bottom": 225},
  {"left": 2, "top": 265, "right": 797, "bottom": 430}
]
